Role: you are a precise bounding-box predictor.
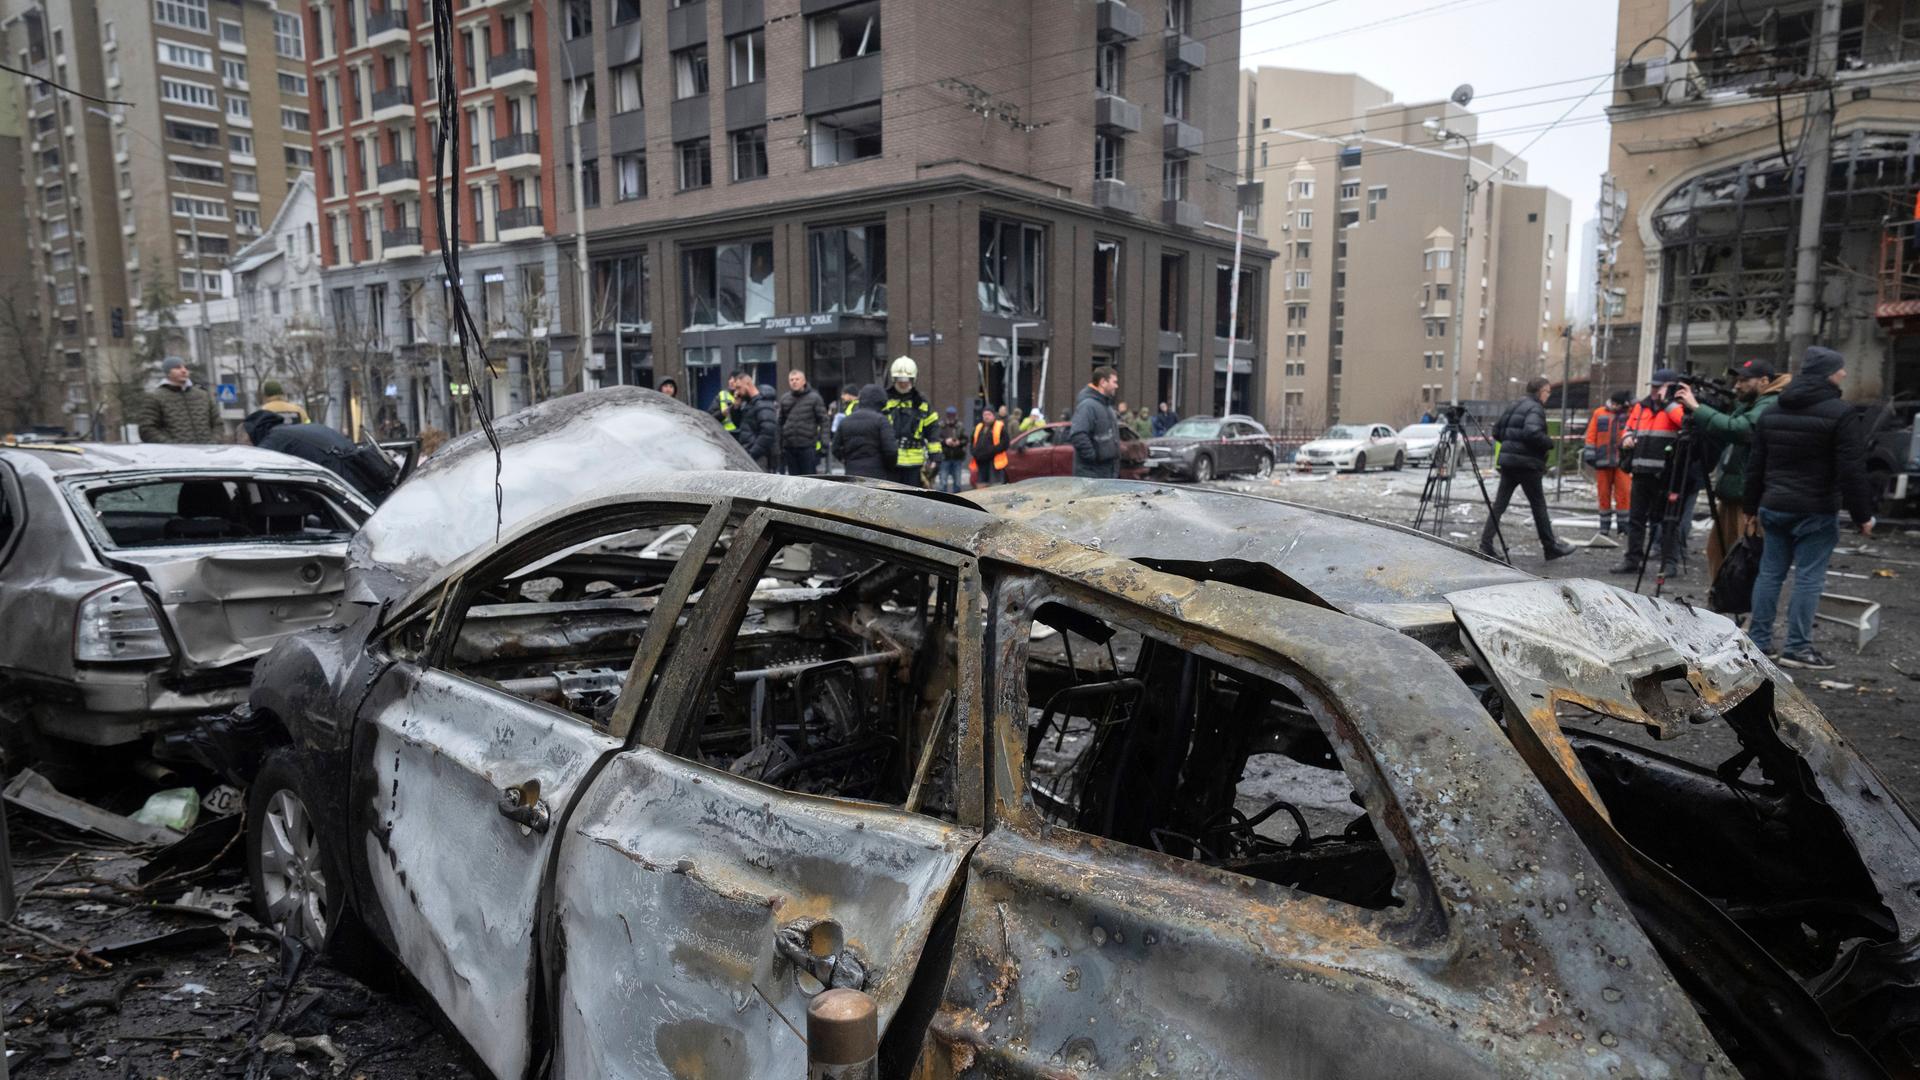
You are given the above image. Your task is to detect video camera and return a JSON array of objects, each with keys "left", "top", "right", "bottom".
[
  {"left": 1438, "top": 403, "right": 1469, "bottom": 425},
  {"left": 1662, "top": 373, "right": 1736, "bottom": 413}
]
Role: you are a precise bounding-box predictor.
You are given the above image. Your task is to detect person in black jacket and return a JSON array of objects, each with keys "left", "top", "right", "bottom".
[
  {"left": 777, "top": 369, "right": 828, "bottom": 475},
  {"left": 1478, "top": 377, "right": 1577, "bottom": 561},
  {"left": 728, "top": 372, "right": 779, "bottom": 470},
  {"left": 1067, "top": 366, "right": 1122, "bottom": 479},
  {"left": 832, "top": 384, "right": 897, "bottom": 480},
  {"left": 243, "top": 410, "right": 398, "bottom": 504},
  {"left": 1743, "top": 347, "right": 1877, "bottom": 670}
]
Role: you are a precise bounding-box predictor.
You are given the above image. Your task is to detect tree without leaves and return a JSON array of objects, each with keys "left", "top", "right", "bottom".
[{"left": 0, "top": 294, "right": 68, "bottom": 432}]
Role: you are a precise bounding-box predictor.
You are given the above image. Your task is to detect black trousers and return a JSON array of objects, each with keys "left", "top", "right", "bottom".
[
  {"left": 893, "top": 464, "right": 924, "bottom": 487},
  {"left": 1480, "top": 465, "right": 1557, "bottom": 548},
  {"left": 1622, "top": 469, "right": 1688, "bottom": 568},
  {"left": 782, "top": 445, "right": 818, "bottom": 476}
]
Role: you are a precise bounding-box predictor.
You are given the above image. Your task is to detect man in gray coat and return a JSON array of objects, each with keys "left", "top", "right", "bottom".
[
  {"left": 139, "top": 357, "right": 222, "bottom": 444},
  {"left": 777, "top": 369, "right": 828, "bottom": 475},
  {"left": 1068, "top": 365, "right": 1122, "bottom": 479}
]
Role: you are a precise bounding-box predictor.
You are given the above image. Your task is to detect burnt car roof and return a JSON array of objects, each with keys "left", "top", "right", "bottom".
[
  {"left": 351, "top": 387, "right": 759, "bottom": 601},
  {"left": 964, "top": 478, "right": 1531, "bottom": 628},
  {"left": 0, "top": 441, "right": 344, "bottom": 479}
]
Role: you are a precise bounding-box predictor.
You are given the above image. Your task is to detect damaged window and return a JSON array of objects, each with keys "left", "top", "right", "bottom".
[
  {"left": 83, "top": 478, "right": 365, "bottom": 547},
  {"left": 436, "top": 517, "right": 729, "bottom": 732},
  {"left": 1016, "top": 599, "right": 1398, "bottom": 910},
  {"left": 679, "top": 534, "right": 963, "bottom": 822}
]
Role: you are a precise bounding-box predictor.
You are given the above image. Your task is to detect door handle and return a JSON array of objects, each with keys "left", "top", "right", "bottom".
[{"left": 498, "top": 779, "right": 550, "bottom": 834}]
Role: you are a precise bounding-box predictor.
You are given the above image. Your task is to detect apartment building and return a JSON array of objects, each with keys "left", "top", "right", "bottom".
[
  {"left": 305, "top": 0, "right": 563, "bottom": 433},
  {"left": 1602, "top": 0, "right": 1920, "bottom": 400},
  {"left": 545, "top": 0, "right": 1269, "bottom": 421},
  {"left": 1243, "top": 68, "right": 1570, "bottom": 428},
  {"left": 1, "top": 0, "right": 313, "bottom": 434}
]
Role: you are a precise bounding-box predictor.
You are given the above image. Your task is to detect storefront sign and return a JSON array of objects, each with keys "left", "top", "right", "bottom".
[{"left": 760, "top": 314, "right": 888, "bottom": 337}]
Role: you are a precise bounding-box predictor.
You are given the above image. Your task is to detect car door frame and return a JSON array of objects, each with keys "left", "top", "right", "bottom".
[
  {"left": 533, "top": 505, "right": 989, "bottom": 1077},
  {"left": 348, "top": 493, "right": 733, "bottom": 1080}
]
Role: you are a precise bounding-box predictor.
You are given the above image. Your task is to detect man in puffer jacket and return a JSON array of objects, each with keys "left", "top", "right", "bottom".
[
  {"left": 1067, "top": 366, "right": 1121, "bottom": 479},
  {"left": 1743, "top": 347, "right": 1876, "bottom": 670},
  {"left": 1479, "top": 376, "right": 1576, "bottom": 561},
  {"left": 778, "top": 369, "right": 829, "bottom": 475},
  {"left": 139, "top": 357, "right": 223, "bottom": 443},
  {"left": 728, "top": 372, "right": 779, "bottom": 470},
  {"left": 832, "top": 384, "right": 897, "bottom": 480},
  {"left": 243, "top": 410, "right": 398, "bottom": 503}
]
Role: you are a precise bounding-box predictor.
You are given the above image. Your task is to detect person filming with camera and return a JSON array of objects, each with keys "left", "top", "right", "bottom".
[
  {"left": 1673, "top": 358, "right": 1790, "bottom": 581},
  {"left": 1610, "top": 368, "right": 1699, "bottom": 579},
  {"left": 1742, "top": 347, "right": 1876, "bottom": 670}
]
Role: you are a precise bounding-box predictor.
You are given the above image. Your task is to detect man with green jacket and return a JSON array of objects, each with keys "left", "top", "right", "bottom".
[
  {"left": 1675, "top": 358, "right": 1791, "bottom": 581},
  {"left": 138, "top": 357, "right": 222, "bottom": 443}
]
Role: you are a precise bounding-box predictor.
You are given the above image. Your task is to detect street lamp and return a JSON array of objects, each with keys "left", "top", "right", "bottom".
[
  {"left": 1170, "top": 352, "right": 1197, "bottom": 415},
  {"left": 1424, "top": 84, "right": 1478, "bottom": 409},
  {"left": 1010, "top": 322, "right": 1040, "bottom": 416}
]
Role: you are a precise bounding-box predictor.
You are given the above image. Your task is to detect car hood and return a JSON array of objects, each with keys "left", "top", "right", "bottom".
[{"left": 349, "top": 387, "right": 758, "bottom": 602}]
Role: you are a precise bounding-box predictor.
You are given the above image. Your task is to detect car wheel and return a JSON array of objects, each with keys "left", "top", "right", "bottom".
[
  {"left": 1351, "top": 452, "right": 1367, "bottom": 473},
  {"left": 247, "top": 748, "right": 368, "bottom": 965},
  {"left": 1253, "top": 453, "right": 1273, "bottom": 478},
  {"left": 1391, "top": 452, "right": 1405, "bottom": 471},
  {"left": 1194, "top": 455, "right": 1214, "bottom": 483}
]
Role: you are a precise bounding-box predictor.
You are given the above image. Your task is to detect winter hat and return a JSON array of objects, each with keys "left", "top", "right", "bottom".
[
  {"left": 1729, "top": 359, "right": 1774, "bottom": 380},
  {"left": 1609, "top": 389, "right": 1631, "bottom": 407},
  {"left": 163, "top": 356, "right": 188, "bottom": 373},
  {"left": 1800, "top": 346, "right": 1845, "bottom": 380}
]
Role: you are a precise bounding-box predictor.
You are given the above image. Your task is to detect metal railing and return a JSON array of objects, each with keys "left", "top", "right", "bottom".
[
  {"left": 376, "top": 160, "right": 416, "bottom": 185},
  {"left": 491, "top": 132, "right": 539, "bottom": 159},
  {"left": 487, "top": 48, "right": 535, "bottom": 79},
  {"left": 371, "top": 85, "right": 412, "bottom": 112},
  {"left": 495, "top": 205, "right": 542, "bottom": 231}
]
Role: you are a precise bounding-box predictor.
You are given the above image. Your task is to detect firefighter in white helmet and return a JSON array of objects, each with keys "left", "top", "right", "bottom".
[{"left": 883, "top": 356, "right": 936, "bottom": 487}]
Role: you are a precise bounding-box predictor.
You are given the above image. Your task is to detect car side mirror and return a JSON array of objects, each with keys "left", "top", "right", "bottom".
[{"left": 1014, "top": 443, "right": 1026, "bottom": 453}]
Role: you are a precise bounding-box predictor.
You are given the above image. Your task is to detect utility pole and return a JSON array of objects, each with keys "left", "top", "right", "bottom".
[
  {"left": 1223, "top": 208, "right": 1245, "bottom": 413},
  {"left": 562, "top": 42, "right": 595, "bottom": 388},
  {"left": 1556, "top": 324, "right": 1573, "bottom": 497},
  {"left": 1448, "top": 164, "right": 1474, "bottom": 407},
  {"left": 1785, "top": 0, "right": 1843, "bottom": 360}
]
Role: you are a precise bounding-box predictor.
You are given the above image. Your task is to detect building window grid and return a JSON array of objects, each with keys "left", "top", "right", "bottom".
[
  {"left": 729, "top": 30, "right": 763, "bottom": 87},
  {"left": 155, "top": 0, "right": 208, "bottom": 33},
  {"left": 731, "top": 127, "right": 768, "bottom": 182},
  {"left": 677, "top": 139, "right": 711, "bottom": 190}
]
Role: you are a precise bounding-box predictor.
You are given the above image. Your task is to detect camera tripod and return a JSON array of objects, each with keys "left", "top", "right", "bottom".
[
  {"left": 1412, "top": 408, "right": 1509, "bottom": 562},
  {"left": 1632, "top": 423, "right": 1722, "bottom": 598}
]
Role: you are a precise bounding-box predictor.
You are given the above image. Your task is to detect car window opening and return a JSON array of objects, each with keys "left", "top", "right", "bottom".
[
  {"left": 446, "top": 522, "right": 728, "bottom": 731},
  {"left": 87, "top": 478, "right": 365, "bottom": 547},
  {"left": 1022, "top": 600, "right": 1398, "bottom": 911},
  {"left": 686, "top": 537, "right": 963, "bottom": 823}
]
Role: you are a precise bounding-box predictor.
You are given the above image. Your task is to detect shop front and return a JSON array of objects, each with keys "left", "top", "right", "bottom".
[{"left": 762, "top": 312, "right": 889, "bottom": 405}]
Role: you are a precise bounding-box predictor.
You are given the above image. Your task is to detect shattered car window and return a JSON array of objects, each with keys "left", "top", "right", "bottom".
[
  {"left": 442, "top": 521, "right": 729, "bottom": 732},
  {"left": 86, "top": 478, "right": 364, "bottom": 547},
  {"left": 1020, "top": 600, "right": 1397, "bottom": 910},
  {"left": 684, "top": 537, "right": 963, "bottom": 821},
  {"left": 1163, "top": 419, "right": 1222, "bottom": 439}
]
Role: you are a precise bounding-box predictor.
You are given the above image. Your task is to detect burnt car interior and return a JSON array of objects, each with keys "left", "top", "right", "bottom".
[
  {"left": 85, "top": 478, "right": 364, "bottom": 546},
  {"left": 1021, "top": 601, "right": 1398, "bottom": 911},
  {"left": 446, "top": 521, "right": 728, "bottom": 731},
  {"left": 681, "top": 536, "right": 963, "bottom": 822}
]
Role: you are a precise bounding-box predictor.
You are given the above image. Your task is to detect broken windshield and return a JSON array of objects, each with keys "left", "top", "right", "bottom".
[{"left": 83, "top": 477, "right": 363, "bottom": 548}]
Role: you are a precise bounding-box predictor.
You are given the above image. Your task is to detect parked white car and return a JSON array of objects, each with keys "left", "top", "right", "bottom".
[
  {"left": 1398, "top": 422, "right": 1446, "bottom": 466},
  {"left": 1295, "top": 424, "right": 1407, "bottom": 472}
]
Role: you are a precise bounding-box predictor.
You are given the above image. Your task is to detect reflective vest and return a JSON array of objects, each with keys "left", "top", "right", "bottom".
[
  {"left": 1625, "top": 398, "right": 1685, "bottom": 475},
  {"left": 714, "top": 389, "right": 737, "bottom": 431},
  {"left": 973, "top": 420, "right": 1009, "bottom": 471},
  {"left": 884, "top": 392, "right": 938, "bottom": 466}
]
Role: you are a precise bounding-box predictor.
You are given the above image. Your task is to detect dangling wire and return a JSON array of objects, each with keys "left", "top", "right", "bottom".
[{"left": 430, "top": 0, "right": 504, "bottom": 538}]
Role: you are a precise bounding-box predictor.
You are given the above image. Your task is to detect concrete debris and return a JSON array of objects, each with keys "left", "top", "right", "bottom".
[{"left": 3, "top": 768, "right": 182, "bottom": 846}]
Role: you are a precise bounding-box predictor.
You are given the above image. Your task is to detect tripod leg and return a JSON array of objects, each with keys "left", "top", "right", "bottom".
[{"left": 1457, "top": 431, "right": 1510, "bottom": 561}]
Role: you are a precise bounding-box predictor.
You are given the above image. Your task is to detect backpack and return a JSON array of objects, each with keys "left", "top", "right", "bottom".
[
  {"left": 331, "top": 440, "right": 400, "bottom": 502},
  {"left": 1708, "top": 535, "right": 1763, "bottom": 616}
]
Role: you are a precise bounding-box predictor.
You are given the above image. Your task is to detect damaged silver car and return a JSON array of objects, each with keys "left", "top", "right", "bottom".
[
  {"left": 0, "top": 442, "right": 373, "bottom": 756},
  {"left": 226, "top": 390, "right": 1920, "bottom": 1078}
]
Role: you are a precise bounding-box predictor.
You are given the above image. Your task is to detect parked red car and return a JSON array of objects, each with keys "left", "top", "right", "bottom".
[{"left": 1000, "top": 422, "right": 1149, "bottom": 483}]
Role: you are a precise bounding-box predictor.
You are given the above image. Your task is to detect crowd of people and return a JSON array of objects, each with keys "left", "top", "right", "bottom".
[
  {"left": 706, "top": 357, "right": 1170, "bottom": 492},
  {"left": 1482, "top": 347, "right": 1878, "bottom": 672}
]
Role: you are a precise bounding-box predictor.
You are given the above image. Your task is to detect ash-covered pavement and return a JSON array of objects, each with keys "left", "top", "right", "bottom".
[{"left": 1208, "top": 466, "right": 1920, "bottom": 806}]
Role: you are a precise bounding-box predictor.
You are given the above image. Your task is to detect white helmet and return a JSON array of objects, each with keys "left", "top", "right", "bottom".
[{"left": 889, "top": 356, "right": 918, "bottom": 383}]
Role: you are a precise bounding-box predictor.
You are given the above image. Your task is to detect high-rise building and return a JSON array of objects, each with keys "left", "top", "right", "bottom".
[
  {"left": 1601, "top": 0, "right": 1920, "bottom": 400},
  {"left": 1242, "top": 68, "right": 1570, "bottom": 428},
  {"left": 1, "top": 0, "right": 314, "bottom": 434},
  {"left": 303, "top": 0, "right": 564, "bottom": 434},
  {"left": 544, "top": 0, "right": 1269, "bottom": 421}
]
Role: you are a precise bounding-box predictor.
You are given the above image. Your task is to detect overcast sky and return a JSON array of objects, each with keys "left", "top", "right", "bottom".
[{"left": 1240, "top": 0, "right": 1621, "bottom": 312}]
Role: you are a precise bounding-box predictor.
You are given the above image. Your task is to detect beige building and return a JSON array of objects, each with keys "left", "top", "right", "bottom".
[
  {"left": 1, "top": 0, "right": 313, "bottom": 434},
  {"left": 1242, "top": 68, "right": 1571, "bottom": 428},
  {"left": 1602, "top": 0, "right": 1920, "bottom": 400}
]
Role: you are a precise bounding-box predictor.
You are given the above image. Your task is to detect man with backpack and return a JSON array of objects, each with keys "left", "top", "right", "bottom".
[
  {"left": 1478, "top": 376, "right": 1577, "bottom": 561},
  {"left": 243, "top": 410, "right": 399, "bottom": 504}
]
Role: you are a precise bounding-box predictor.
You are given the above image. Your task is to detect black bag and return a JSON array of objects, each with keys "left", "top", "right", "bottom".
[{"left": 1709, "top": 534, "right": 1763, "bottom": 616}]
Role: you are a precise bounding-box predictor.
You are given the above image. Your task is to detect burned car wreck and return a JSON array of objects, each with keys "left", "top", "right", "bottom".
[{"left": 213, "top": 390, "right": 1920, "bottom": 1078}]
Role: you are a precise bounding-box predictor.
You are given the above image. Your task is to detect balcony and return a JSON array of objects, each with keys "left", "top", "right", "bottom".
[
  {"left": 496, "top": 205, "right": 543, "bottom": 242},
  {"left": 1162, "top": 117, "right": 1201, "bottom": 157},
  {"left": 382, "top": 227, "right": 423, "bottom": 258},
  {"left": 487, "top": 48, "right": 538, "bottom": 90},
  {"left": 368, "top": 7, "right": 410, "bottom": 49},
  {"left": 491, "top": 132, "right": 541, "bottom": 172},
  {"left": 1163, "top": 30, "right": 1204, "bottom": 72},
  {"left": 377, "top": 159, "right": 419, "bottom": 194},
  {"left": 1162, "top": 198, "right": 1202, "bottom": 230},
  {"left": 371, "top": 85, "right": 413, "bottom": 123},
  {"left": 1092, "top": 178, "right": 1139, "bottom": 216},
  {"left": 1094, "top": 93, "right": 1141, "bottom": 135},
  {"left": 1096, "top": 0, "right": 1143, "bottom": 42}
]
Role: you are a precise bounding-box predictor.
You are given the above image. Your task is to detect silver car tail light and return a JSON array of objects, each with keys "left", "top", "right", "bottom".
[{"left": 73, "top": 581, "right": 172, "bottom": 662}]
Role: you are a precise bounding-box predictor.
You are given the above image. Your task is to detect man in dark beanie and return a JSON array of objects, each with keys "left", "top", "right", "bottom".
[{"left": 1742, "top": 346, "right": 1876, "bottom": 670}]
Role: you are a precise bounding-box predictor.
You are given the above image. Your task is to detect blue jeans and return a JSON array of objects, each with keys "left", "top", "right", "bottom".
[
  {"left": 1746, "top": 508, "right": 1839, "bottom": 654},
  {"left": 937, "top": 458, "right": 967, "bottom": 492}
]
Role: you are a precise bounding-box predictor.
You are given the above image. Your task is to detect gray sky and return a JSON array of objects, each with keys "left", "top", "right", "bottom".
[{"left": 1240, "top": 0, "right": 1621, "bottom": 303}]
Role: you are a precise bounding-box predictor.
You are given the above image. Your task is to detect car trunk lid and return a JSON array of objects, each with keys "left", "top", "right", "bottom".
[{"left": 108, "top": 546, "right": 349, "bottom": 670}]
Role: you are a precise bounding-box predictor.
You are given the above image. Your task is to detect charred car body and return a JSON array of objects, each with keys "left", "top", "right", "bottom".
[
  {"left": 221, "top": 390, "right": 1920, "bottom": 1078},
  {"left": 0, "top": 443, "right": 372, "bottom": 754}
]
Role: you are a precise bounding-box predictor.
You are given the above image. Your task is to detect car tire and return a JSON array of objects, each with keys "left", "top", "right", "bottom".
[
  {"left": 1390, "top": 452, "right": 1405, "bottom": 471},
  {"left": 1351, "top": 453, "right": 1367, "bottom": 473},
  {"left": 247, "top": 748, "right": 372, "bottom": 968},
  {"left": 1253, "top": 453, "right": 1273, "bottom": 479},
  {"left": 1194, "top": 455, "right": 1214, "bottom": 483}
]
